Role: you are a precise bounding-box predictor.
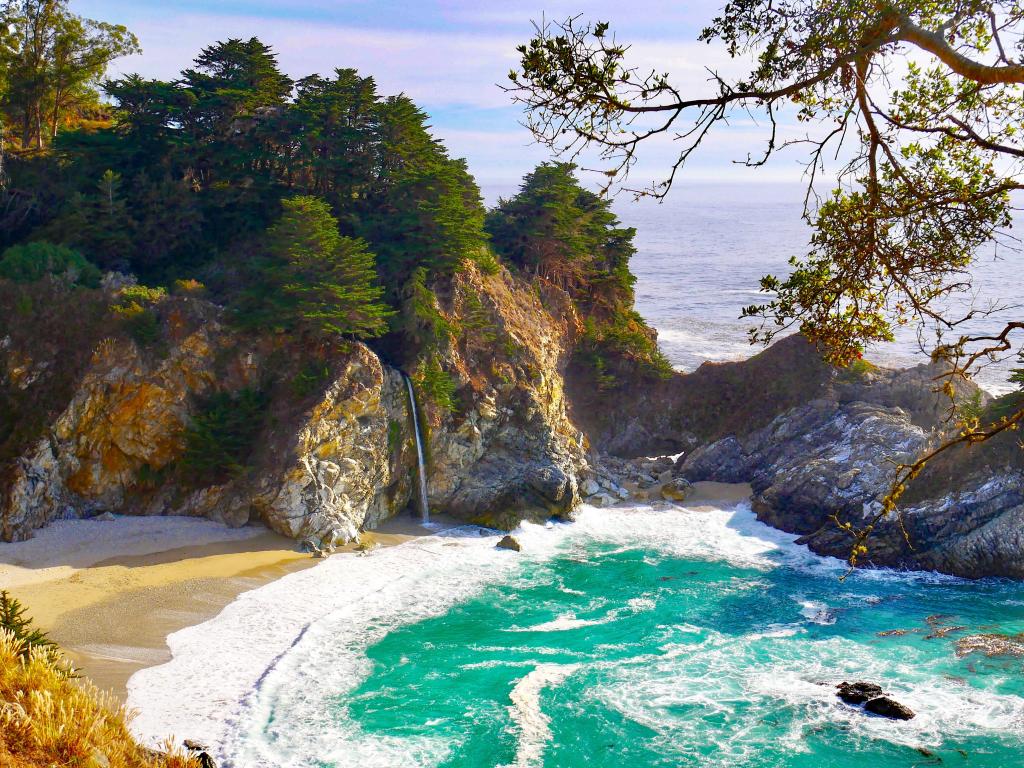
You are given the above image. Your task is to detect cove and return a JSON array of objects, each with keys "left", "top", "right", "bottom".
[{"left": 127, "top": 500, "right": 1024, "bottom": 767}]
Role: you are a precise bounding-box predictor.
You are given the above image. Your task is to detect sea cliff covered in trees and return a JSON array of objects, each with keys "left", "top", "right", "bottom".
[{"left": 0, "top": 16, "right": 1022, "bottom": 578}]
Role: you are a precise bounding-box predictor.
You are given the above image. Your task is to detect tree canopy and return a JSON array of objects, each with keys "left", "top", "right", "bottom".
[
  {"left": 246, "top": 195, "right": 393, "bottom": 341},
  {"left": 508, "top": 1, "right": 1024, "bottom": 549},
  {"left": 0, "top": 0, "right": 139, "bottom": 150}
]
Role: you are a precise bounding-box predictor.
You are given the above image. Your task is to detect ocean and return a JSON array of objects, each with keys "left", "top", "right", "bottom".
[
  {"left": 127, "top": 502, "right": 1024, "bottom": 767},
  {"left": 613, "top": 182, "right": 1022, "bottom": 395},
  {"left": 121, "top": 182, "right": 1024, "bottom": 766}
]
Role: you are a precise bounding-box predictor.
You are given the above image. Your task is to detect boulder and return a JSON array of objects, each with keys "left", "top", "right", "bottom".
[
  {"left": 864, "top": 696, "right": 915, "bottom": 721},
  {"left": 496, "top": 535, "right": 522, "bottom": 552},
  {"left": 660, "top": 477, "right": 693, "bottom": 502},
  {"left": 836, "top": 681, "right": 883, "bottom": 705},
  {"left": 836, "top": 681, "right": 915, "bottom": 721}
]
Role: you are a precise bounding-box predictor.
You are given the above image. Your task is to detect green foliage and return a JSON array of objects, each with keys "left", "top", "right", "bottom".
[
  {"left": 509, "top": 6, "right": 1022, "bottom": 377},
  {"left": 180, "top": 388, "right": 268, "bottom": 486},
  {"left": 241, "top": 195, "right": 393, "bottom": 340},
  {"left": 486, "top": 162, "right": 636, "bottom": 313},
  {"left": 111, "top": 284, "right": 166, "bottom": 347},
  {"left": 0, "top": 0, "right": 139, "bottom": 150},
  {"left": 460, "top": 288, "right": 498, "bottom": 344},
  {"left": 575, "top": 313, "right": 674, "bottom": 389},
  {"left": 290, "top": 359, "right": 332, "bottom": 398},
  {"left": 416, "top": 355, "right": 457, "bottom": 412},
  {"left": 1011, "top": 353, "right": 1024, "bottom": 391},
  {"left": 0, "top": 590, "right": 64, "bottom": 673},
  {"left": 960, "top": 390, "right": 986, "bottom": 423},
  {"left": 398, "top": 266, "right": 454, "bottom": 351},
  {"left": 0, "top": 241, "right": 101, "bottom": 287}
]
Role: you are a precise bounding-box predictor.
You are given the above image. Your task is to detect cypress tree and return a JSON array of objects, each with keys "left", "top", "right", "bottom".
[{"left": 250, "top": 195, "right": 393, "bottom": 340}]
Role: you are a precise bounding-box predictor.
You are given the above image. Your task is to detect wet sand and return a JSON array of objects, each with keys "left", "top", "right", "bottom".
[
  {"left": 0, "top": 514, "right": 462, "bottom": 701},
  {"left": 685, "top": 481, "right": 754, "bottom": 508}
]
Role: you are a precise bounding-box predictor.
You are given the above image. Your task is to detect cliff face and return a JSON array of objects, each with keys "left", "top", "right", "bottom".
[
  {"left": 423, "top": 267, "right": 586, "bottom": 528},
  {"left": 0, "top": 267, "right": 588, "bottom": 545},
  {"left": 663, "top": 342, "right": 1024, "bottom": 577}
]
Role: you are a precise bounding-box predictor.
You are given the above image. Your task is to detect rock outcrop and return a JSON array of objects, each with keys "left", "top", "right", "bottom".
[
  {"left": 416, "top": 266, "right": 586, "bottom": 529},
  {"left": 661, "top": 342, "right": 1024, "bottom": 578},
  {"left": 1, "top": 266, "right": 589, "bottom": 544}
]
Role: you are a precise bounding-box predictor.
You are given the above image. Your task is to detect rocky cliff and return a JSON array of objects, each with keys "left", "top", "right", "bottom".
[
  {"left": 0, "top": 265, "right": 588, "bottom": 546},
  {"left": 595, "top": 336, "right": 1024, "bottom": 579}
]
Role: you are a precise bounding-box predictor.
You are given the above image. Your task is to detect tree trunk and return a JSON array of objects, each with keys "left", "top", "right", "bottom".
[
  {"left": 51, "top": 91, "right": 62, "bottom": 141},
  {"left": 35, "top": 106, "right": 43, "bottom": 150}
]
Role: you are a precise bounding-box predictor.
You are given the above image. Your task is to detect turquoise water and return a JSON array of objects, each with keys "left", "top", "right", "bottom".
[
  {"left": 129, "top": 502, "right": 1024, "bottom": 767},
  {"left": 345, "top": 542, "right": 1024, "bottom": 766}
]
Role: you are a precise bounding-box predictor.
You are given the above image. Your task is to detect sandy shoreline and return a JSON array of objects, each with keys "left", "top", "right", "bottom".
[
  {"left": 0, "top": 513, "right": 457, "bottom": 701},
  {"left": 0, "top": 485, "right": 750, "bottom": 704}
]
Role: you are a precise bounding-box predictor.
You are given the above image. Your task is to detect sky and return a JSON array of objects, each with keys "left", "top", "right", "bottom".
[{"left": 71, "top": 0, "right": 808, "bottom": 202}]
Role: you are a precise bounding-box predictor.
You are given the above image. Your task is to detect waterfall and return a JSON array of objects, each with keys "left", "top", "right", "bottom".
[{"left": 404, "top": 375, "right": 430, "bottom": 524}]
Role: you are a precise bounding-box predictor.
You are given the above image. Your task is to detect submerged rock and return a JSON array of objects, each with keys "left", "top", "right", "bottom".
[
  {"left": 496, "top": 535, "right": 522, "bottom": 552},
  {"left": 955, "top": 633, "right": 1024, "bottom": 658}
]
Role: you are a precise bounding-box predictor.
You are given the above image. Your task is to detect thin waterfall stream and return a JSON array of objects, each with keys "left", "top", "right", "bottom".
[{"left": 404, "top": 375, "right": 430, "bottom": 524}]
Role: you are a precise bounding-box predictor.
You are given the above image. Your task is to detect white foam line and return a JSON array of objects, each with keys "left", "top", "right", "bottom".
[
  {"left": 126, "top": 526, "right": 517, "bottom": 760},
  {"left": 502, "top": 664, "right": 580, "bottom": 768}
]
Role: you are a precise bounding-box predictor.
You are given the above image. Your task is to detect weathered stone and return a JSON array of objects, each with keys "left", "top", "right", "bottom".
[
  {"left": 1, "top": 264, "right": 590, "bottom": 547},
  {"left": 837, "top": 681, "right": 884, "bottom": 705},
  {"left": 496, "top": 535, "right": 522, "bottom": 552},
  {"left": 660, "top": 477, "right": 693, "bottom": 502},
  {"left": 955, "top": 633, "right": 1024, "bottom": 658},
  {"left": 864, "top": 696, "right": 915, "bottom": 721}
]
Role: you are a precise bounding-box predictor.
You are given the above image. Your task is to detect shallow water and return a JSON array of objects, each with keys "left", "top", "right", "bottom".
[{"left": 128, "top": 502, "right": 1024, "bottom": 767}]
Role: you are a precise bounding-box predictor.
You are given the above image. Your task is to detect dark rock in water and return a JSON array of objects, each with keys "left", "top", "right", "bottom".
[
  {"left": 837, "top": 681, "right": 884, "bottom": 705},
  {"left": 837, "top": 682, "right": 915, "bottom": 721},
  {"left": 184, "top": 740, "right": 217, "bottom": 768},
  {"left": 864, "top": 696, "right": 916, "bottom": 720},
  {"left": 496, "top": 535, "right": 522, "bottom": 552}
]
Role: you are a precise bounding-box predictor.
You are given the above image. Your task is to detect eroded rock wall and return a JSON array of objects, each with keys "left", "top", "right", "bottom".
[{"left": 1, "top": 266, "right": 590, "bottom": 544}]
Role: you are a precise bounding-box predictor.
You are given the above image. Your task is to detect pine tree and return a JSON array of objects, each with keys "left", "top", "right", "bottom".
[{"left": 248, "top": 195, "right": 393, "bottom": 340}]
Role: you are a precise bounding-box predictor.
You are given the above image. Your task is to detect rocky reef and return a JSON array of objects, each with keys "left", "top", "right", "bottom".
[{"left": 589, "top": 335, "right": 1024, "bottom": 579}]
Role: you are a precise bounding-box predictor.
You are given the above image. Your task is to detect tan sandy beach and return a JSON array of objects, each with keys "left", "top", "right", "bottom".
[
  {"left": 0, "top": 514, "right": 454, "bottom": 701},
  {"left": 0, "top": 489, "right": 747, "bottom": 704}
]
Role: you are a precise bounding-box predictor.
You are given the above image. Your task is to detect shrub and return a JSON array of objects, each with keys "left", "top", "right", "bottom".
[
  {"left": 290, "top": 359, "right": 333, "bottom": 398},
  {"left": 0, "top": 608, "right": 196, "bottom": 768},
  {"left": 0, "top": 592, "right": 62, "bottom": 673},
  {"left": 172, "top": 277, "right": 206, "bottom": 295},
  {"left": 111, "top": 285, "right": 167, "bottom": 347},
  {"left": 416, "top": 355, "right": 458, "bottom": 412},
  {"left": 460, "top": 289, "right": 498, "bottom": 344},
  {"left": 0, "top": 242, "right": 101, "bottom": 288},
  {"left": 180, "top": 388, "right": 268, "bottom": 485},
  {"left": 400, "top": 267, "right": 454, "bottom": 350}
]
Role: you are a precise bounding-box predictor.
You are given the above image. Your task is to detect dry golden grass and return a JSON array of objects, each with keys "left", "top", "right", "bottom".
[{"left": 0, "top": 631, "right": 197, "bottom": 768}]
